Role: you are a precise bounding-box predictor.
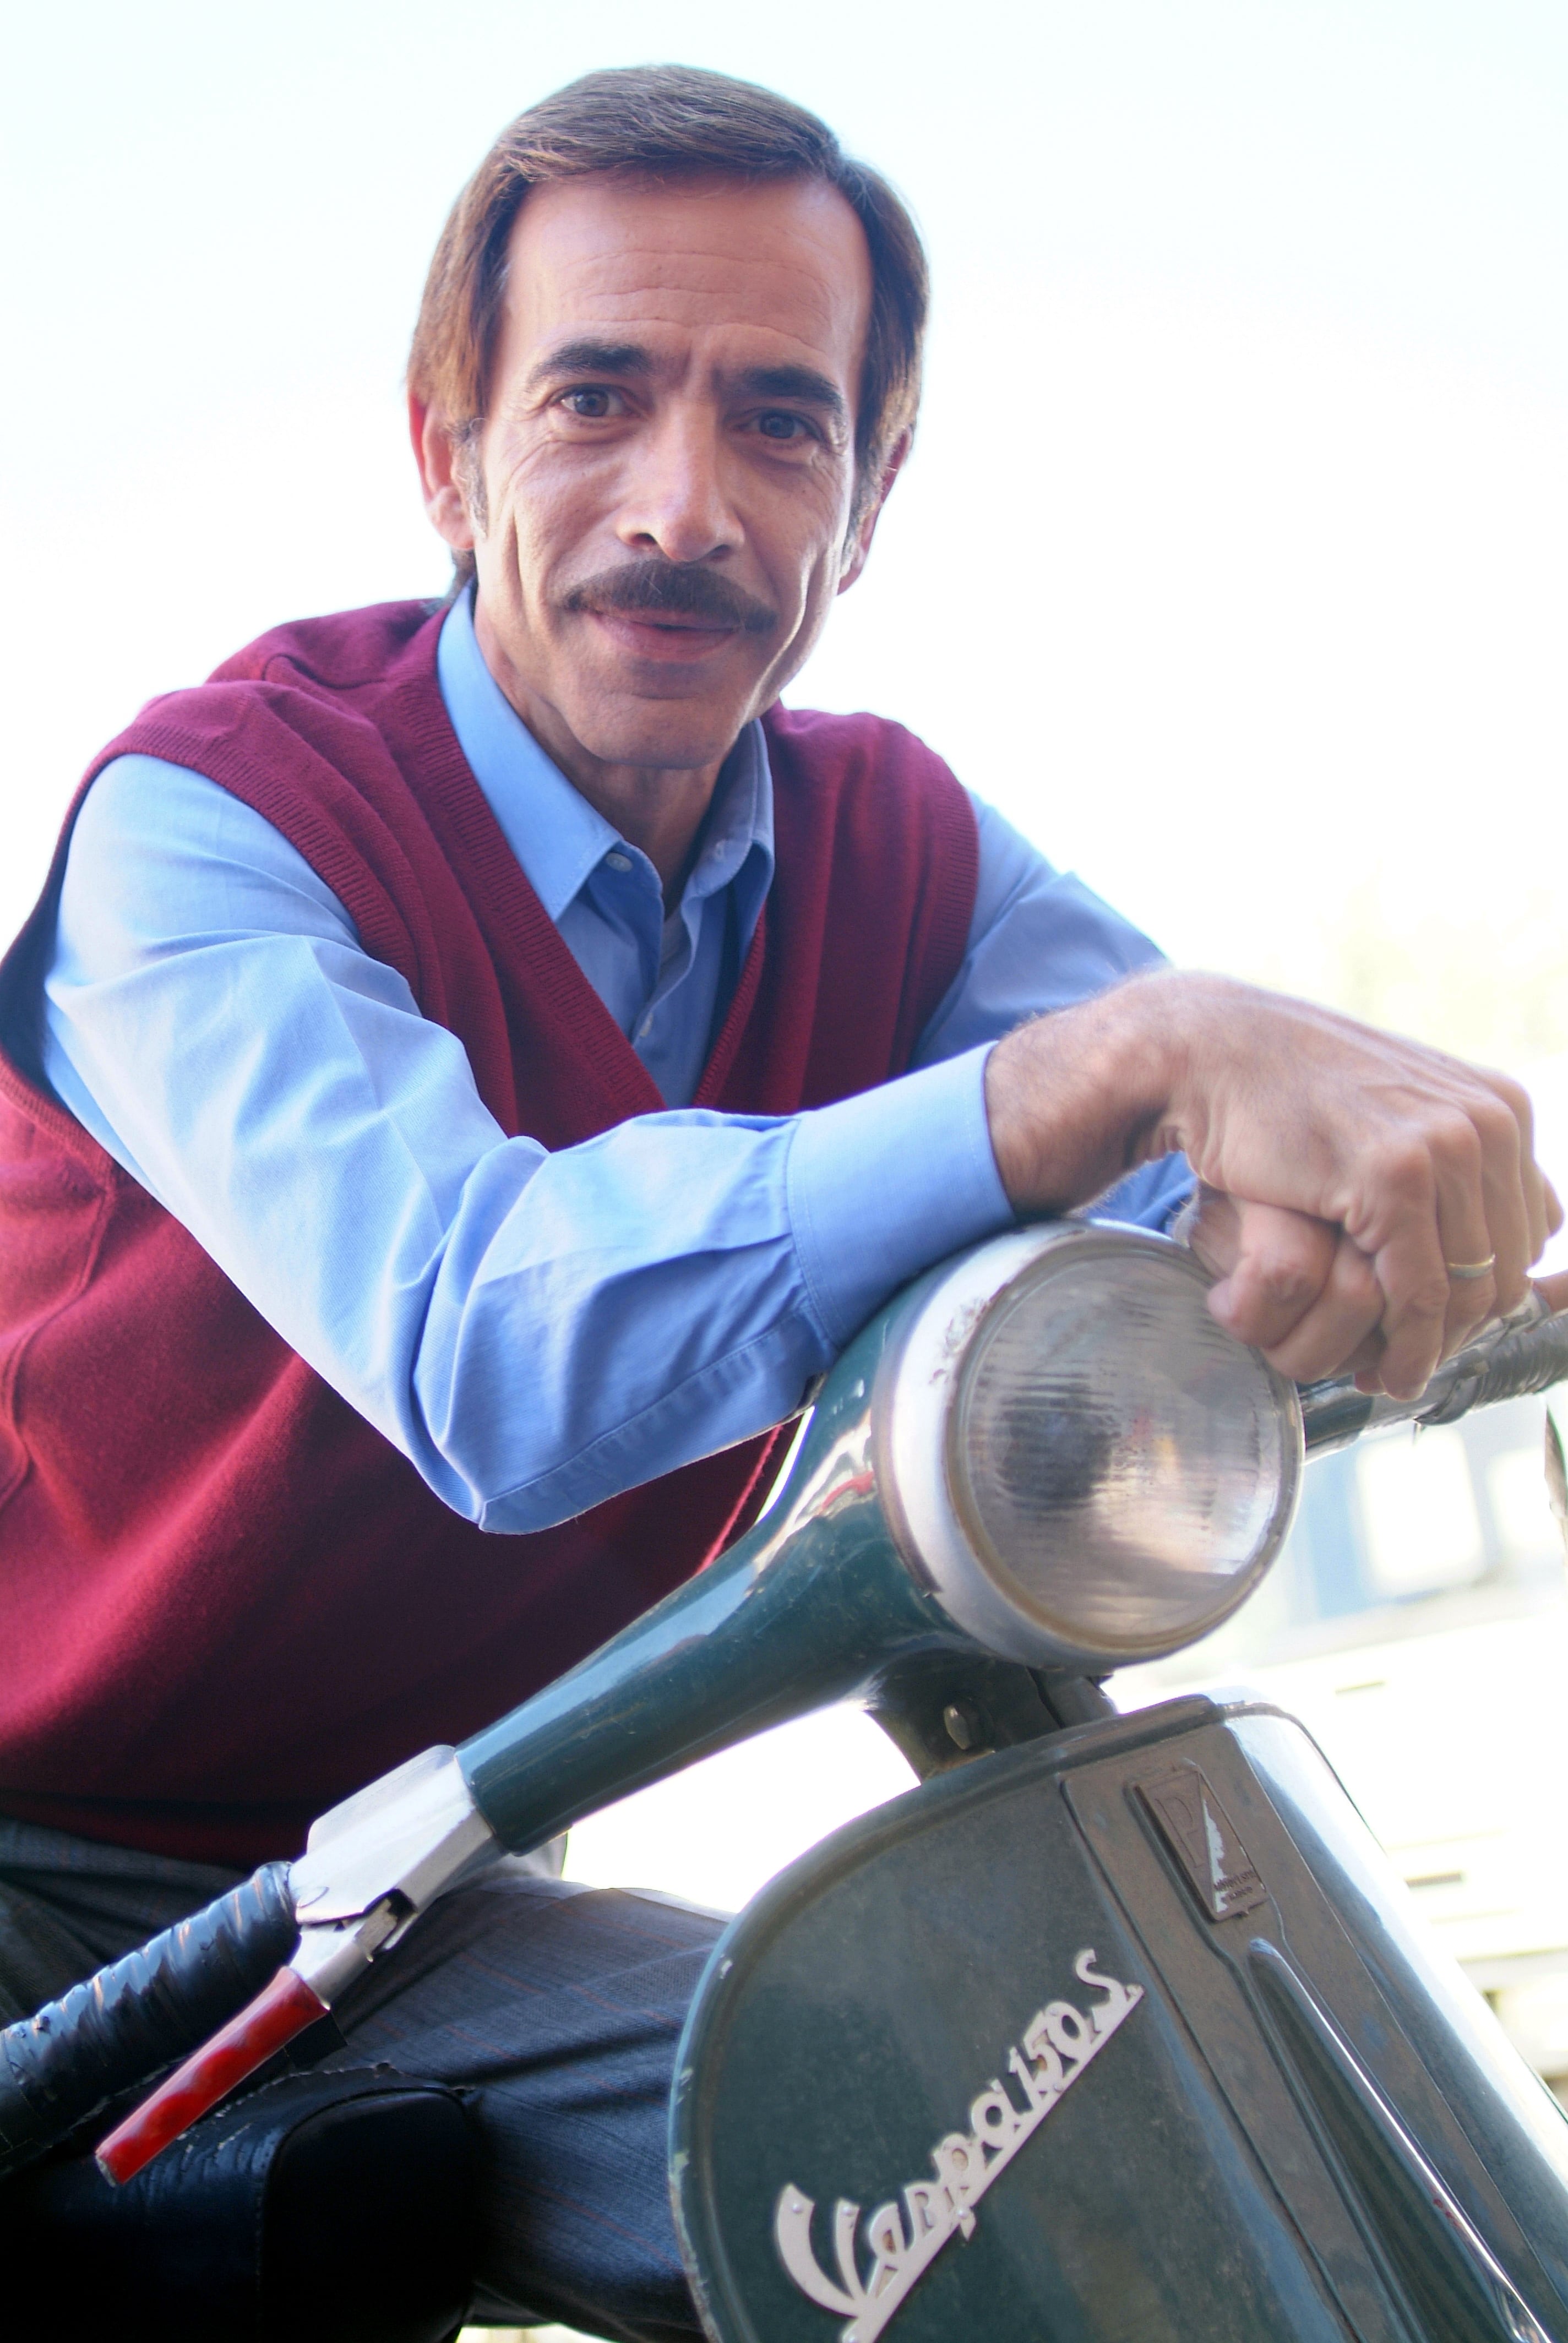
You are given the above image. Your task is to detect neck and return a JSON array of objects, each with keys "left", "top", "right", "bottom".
[{"left": 527, "top": 720, "right": 723, "bottom": 906}]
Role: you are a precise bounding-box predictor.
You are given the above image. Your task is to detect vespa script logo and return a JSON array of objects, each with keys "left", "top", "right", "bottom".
[{"left": 774, "top": 1949, "right": 1143, "bottom": 2342}]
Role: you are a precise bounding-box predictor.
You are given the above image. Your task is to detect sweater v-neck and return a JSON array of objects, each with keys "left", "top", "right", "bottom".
[{"left": 379, "top": 617, "right": 768, "bottom": 1127}]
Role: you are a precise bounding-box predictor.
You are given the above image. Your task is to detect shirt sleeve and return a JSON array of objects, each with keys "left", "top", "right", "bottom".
[
  {"left": 41, "top": 755, "right": 1014, "bottom": 1534},
  {"left": 907, "top": 792, "right": 1195, "bottom": 1233}
]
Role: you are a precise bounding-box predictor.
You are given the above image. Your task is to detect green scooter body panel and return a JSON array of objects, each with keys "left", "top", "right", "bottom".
[{"left": 671, "top": 1697, "right": 1568, "bottom": 2343}]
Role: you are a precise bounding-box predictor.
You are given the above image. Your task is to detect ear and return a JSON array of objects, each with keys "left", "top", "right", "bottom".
[
  {"left": 409, "top": 391, "right": 478, "bottom": 553},
  {"left": 837, "top": 430, "right": 912, "bottom": 595}
]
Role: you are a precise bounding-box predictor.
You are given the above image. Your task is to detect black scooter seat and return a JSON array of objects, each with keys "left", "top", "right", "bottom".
[{"left": 0, "top": 2063, "right": 477, "bottom": 2341}]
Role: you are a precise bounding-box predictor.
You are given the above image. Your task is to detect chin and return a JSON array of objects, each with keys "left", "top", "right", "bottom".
[{"left": 577, "top": 691, "right": 758, "bottom": 773}]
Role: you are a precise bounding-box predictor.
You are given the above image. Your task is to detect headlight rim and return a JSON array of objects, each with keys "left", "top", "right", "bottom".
[{"left": 872, "top": 1220, "right": 1304, "bottom": 1672}]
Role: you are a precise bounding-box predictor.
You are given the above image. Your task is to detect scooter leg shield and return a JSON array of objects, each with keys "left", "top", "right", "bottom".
[
  {"left": 0, "top": 2064, "right": 478, "bottom": 2342},
  {"left": 672, "top": 1694, "right": 1568, "bottom": 2343}
]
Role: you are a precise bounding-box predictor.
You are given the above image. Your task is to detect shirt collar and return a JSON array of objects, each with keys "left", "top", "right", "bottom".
[{"left": 437, "top": 586, "right": 775, "bottom": 928}]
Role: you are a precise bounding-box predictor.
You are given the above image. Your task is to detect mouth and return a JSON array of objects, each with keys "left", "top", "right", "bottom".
[{"left": 587, "top": 610, "right": 741, "bottom": 663}]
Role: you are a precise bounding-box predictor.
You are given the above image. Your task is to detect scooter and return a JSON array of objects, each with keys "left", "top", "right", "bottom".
[{"left": 4, "top": 1219, "right": 1568, "bottom": 2342}]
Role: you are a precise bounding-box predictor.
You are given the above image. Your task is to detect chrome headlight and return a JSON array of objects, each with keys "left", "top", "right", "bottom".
[{"left": 874, "top": 1222, "right": 1302, "bottom": 1670}]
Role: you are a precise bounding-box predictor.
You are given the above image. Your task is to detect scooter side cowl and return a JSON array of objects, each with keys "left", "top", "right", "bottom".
[{"left": 671, "top": 1695, "right": 1568, "bottom": 2343}]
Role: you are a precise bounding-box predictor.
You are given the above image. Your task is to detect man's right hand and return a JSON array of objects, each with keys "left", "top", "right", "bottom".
[{"left": 983, "top": 969, "right": 1562, "bottom": 1399}]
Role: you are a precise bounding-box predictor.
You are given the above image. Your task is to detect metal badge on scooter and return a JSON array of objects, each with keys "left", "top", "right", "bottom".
[{"left": 1134, "top": 1761, "right": 1268, "bottom": 1922}]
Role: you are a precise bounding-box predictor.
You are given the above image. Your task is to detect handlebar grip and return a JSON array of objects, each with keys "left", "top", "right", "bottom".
[
  {"left": 95, "top": 1963, "right": 327, "bottom": 2184},
  {"left": 1302, "top": 1305, "right": 1568, "bottom": 1454},
  {"left": 0, "top": 1860, "right": 297, "bottom": 2183},
  {"left": 1420, "top": 1310, "right": 1568, "bottom": 1425}
]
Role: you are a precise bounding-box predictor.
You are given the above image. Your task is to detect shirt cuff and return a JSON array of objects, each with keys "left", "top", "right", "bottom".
[
  {"left": 1085, "top": 1152, "right": 1196, "bottom": 1233},
  {"left": 785, "top": 1044, "right": 1013, "bottom": 1350}
]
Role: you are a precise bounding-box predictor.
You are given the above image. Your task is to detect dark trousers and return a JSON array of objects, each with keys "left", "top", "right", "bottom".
[{"left": 0, "top": 1818, "right": 722, "bottom": 2340}]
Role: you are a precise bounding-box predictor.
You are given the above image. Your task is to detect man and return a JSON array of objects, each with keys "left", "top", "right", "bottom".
[{"left": 0, "top": 63, "right": 1559, "bottom": 2339}]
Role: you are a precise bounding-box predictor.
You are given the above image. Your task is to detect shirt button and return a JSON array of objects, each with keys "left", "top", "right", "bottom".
[
  {"left": 605, "top": 851, "right": 632, "bottom": 873},
  {"left": 639, "top": 1017, "right": 654, "bottom": 1039}
]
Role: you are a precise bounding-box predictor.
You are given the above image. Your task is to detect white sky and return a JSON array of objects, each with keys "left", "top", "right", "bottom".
[{"left": 2, "top": 0, "right": 1565, "bottom": 1088}]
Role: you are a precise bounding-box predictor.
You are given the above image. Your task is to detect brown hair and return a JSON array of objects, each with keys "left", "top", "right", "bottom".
[{"left": 409, "top": 66, "right": 928, "bottom": 574}]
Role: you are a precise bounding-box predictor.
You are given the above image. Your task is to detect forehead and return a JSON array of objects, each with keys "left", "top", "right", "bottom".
[{"left": 498, "top": 172, "right": 873, "bottom": 390}]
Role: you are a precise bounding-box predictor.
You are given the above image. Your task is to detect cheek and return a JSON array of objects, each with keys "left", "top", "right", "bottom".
[
  {"left": 484, "top": 442, "right": 606, "bottom": 581},
  {"left": 802, "top": 505, "right": 861, "bottom": 610},
  {"left": 754, "top": 473, "right": 856, "bottom": 603}
]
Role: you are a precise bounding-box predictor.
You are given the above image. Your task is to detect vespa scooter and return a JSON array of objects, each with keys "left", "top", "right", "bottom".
[{"left": 4, "top": 1219, "right": 1568, "bottom": 2342}]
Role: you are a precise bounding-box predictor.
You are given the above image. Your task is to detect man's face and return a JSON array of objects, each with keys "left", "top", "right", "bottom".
[{"left": 423, "top": 172, "right": 885, "bottom": 777}]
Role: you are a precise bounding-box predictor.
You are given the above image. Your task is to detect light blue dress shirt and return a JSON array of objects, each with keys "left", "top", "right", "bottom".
[{"left": 40, "top": 591, "right": 1190, "bottom": 1532}]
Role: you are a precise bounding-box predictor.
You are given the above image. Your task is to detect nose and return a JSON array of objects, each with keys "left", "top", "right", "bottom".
[{"left": 614, "top": 404, "right": 740, "bottom": 566}]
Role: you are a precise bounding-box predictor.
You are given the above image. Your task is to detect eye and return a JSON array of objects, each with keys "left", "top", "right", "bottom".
[
  {"left": 558, "top": 387, "right": 624, "bottom": 419},
  {"left": 756, "top": 411, "right": 814, "bottom": 443}
]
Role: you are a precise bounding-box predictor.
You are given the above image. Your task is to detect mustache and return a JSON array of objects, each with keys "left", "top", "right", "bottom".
[{"left": 559, "top": 562, "right": 778, "bottom": 636}]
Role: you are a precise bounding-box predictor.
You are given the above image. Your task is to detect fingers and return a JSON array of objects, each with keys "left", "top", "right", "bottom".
[
  {"left": 1189, "top": 1194, "right": 1386, "bottom": 1382},
  {"left": 1445, "top": 1067, "right": 1557, "bottom": 1311},
  {"left": 1260, "top": 1230, "right": 1384, "bottom": 1382},
  {"left": 1539, "top": 1268, "right": 1568, "bottom": 1316},
  {"left": 1347, "top": 1137, "right": 1453, "bottom": 1399},
  {"left": 1201, "top": 1199, "right": 1337, "bottom": 1354},
  {"left": 1431, "top": 1105, "right": 1509, "bottom": 1349},
  {"left": 1190, "top": 1195, "right": 1380, "bottom": 1383},
  {"left": 1465, "top": 1078, "right": 1533, "bottom": 1312},
  {"left": 1353, "top": 1071, "right": 1544, "bottom": 1397},
  {"left": 1488, "top": 1073, "right": 1556, "bottom": 1266}
]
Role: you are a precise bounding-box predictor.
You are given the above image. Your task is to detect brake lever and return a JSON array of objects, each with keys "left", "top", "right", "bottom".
[{"left": 96, "top": 1745, "right": 503, "bottom": 2183}]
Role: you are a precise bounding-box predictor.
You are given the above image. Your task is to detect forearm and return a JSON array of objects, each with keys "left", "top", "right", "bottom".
[
  {"left": 414, "top": 1050, "right": 1007, "bottom": 1528},
  {"left": 983, "top": 969, "right": 1179, "bottom": 1214}
]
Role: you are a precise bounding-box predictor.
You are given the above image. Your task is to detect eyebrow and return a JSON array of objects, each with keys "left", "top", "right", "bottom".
[
  {"left": 526, "top": 341, "right": 848, "bottom": 423},
  {"left": 733, "top": 364, "right": 847, "bottom": 421},
  {"left": 525, "top": 339, "right": 653, "bottom": 392}
]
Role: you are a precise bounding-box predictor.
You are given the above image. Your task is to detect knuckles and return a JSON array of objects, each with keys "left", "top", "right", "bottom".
[
  {"left": 1423, "top": 1107, "right": 1484, "bottom": 1175},
  {"left": 1242, "top": 1250, "right": 1326, "bottom": 1313},
  {"left": 1466, "top": 1094, "right": 1522, "bottom": 1165},
  {"left": 1368, "top": 1138, "right": 1438, "bottom": 1208},
  {"left": 1485, "top": 1069, "right": 1532, "bottom": 1123}
]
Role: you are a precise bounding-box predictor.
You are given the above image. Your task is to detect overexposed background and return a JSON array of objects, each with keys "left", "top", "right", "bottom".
[
  {"left": 4, "top": 4, "right": 1567, "bottom": 1925},
  {"left": 4, "top": 0, "right": 1565, "bottom": 1070}
]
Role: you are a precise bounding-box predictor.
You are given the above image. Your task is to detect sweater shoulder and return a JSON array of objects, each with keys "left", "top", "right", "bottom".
[
  {"left": 89, "top": 600, "right": 447, "bottom": 788},
  {"left": 206, "top": 598, "right": 444, "bottom": 690},
  {"left": 762, "top": 702, "right": 966, "bottom": 802}
]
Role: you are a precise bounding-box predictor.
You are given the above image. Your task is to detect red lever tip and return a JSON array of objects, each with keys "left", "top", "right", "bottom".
[{"left": 96, "top": 1964, "right": 328, "bottom": 2184}]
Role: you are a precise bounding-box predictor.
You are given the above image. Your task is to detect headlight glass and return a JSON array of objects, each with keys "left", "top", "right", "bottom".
[{"left": 945, "top": 1234, "right": 1298, "bottom": 1660}]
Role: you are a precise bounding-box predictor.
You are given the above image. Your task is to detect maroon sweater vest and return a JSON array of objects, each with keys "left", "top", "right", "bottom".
[{"left": 0, "top": 601, "right": 978, "bottom": 1866}]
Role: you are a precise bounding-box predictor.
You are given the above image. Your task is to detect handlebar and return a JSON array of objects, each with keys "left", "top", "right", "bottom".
[{"left": 1299, "top": 1290, "right": 1568, "bottom": 1456}]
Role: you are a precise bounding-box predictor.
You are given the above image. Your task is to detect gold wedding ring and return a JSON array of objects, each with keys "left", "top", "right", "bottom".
[{"left": 1445, "top": 1254, "right": 1497, "bottom": 1282}]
